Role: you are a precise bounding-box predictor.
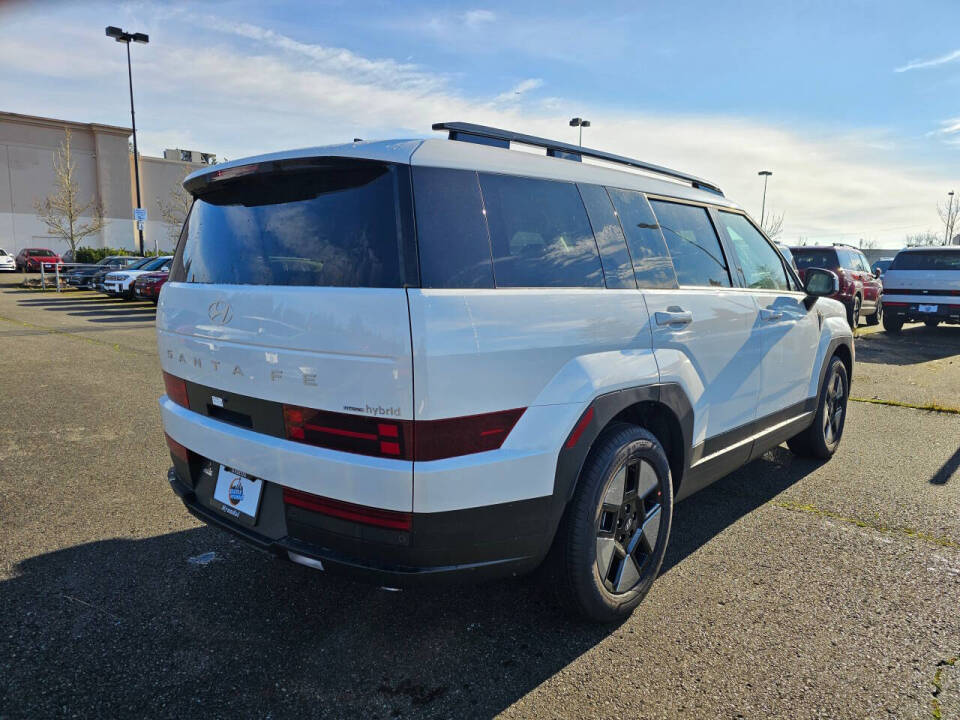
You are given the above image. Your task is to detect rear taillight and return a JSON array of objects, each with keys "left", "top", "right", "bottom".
[
  {"left": 283, "top": 487, "right": 412, "bottom": 531},
  {"left": 165, "top": 432, "right": 190, "bottom": 463},
  {"left": 163, "top": 372, "right": 189, "bottom": 409},
  {"left": 281, "top": 405, "right": 525, "bottom": 461}
]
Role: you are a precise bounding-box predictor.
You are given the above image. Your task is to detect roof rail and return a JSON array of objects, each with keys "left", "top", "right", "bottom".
[{"left": 432, "top": 121, "right": 724, "bottom": 196}]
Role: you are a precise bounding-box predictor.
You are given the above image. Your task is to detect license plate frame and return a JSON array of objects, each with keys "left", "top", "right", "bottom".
[
  {"left": 918, "top": 304, "right": 939, "bottom": 313},
  {"left": 212, "top": 466, "right": 264, "bottom": 525}
]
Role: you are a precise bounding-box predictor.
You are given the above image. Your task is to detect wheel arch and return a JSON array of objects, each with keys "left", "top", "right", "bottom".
[{"left": 551, "top": 384, "right": 693, "bottom": 532}]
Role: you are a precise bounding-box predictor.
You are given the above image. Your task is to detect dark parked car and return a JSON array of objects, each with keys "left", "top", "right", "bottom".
[
  {"left": 15, "top": 248, "right": 62, "bottom": 273},
  {"left": 872, "top": 258, "right": 894, "bottom": 277},
  {"left": 789, "top": 244, "right": 882, "bottom": 328},
  {"left": 133, "top": 270, "right": 169, "bottom": 303},
  {"left": 66, "top": 255, "right": 143, "bottom": 289}
]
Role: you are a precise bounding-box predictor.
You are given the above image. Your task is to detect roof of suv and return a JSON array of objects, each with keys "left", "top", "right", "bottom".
[{"left": 184, "top": 129, "right": 740, "bottom": 211}]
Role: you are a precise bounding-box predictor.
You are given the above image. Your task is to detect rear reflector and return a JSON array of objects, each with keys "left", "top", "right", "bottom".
[
  {"left": 283, "top": 487, "right": 412, "bottom": 531},
  {"left": 281, "top": 404, "right": 525, "bottom": 461},
  {"left": 165, "top": 432, "right": 190, "bottom": 463},
  {"left": 163, "top": 371, "right": 189, "bottom": 409},
  {"left": 565, "top": 406, "right": 595, "bottom": 449}
]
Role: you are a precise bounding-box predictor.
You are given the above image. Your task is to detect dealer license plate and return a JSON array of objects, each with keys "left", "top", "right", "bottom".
[
  {"left": 213, "top": 466, "right": 264, "bottom": 522},
  {"left": 918, "top": 304, "right": 939, "bottom": 313}
]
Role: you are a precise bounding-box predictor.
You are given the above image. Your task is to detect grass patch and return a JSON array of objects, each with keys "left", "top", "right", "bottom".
[
  {"left": 850, "top": 396, "right": 960, "bottom": 415},
  {"left": 773, "top": 500, "right": 959, "bottom": 549}
]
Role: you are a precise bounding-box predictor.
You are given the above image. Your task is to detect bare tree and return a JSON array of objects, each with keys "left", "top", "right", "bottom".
[
  {"left": 938, "top": 194, "right": 959, "bottom": 245},
  {"left": 157, "top": 170, "right": 193, "bottom": 247},
  {"left": 761, "top": 210, "right": 784, "bottom": 240},
  {"left": 33, "top": 128, "right": 105, "bottom": 257},
  {"left": 906, "top": 231, "right": 940, "bottom": 247},
  {"left": 859, "top": 238, "right": 877, "bottom": 250}
]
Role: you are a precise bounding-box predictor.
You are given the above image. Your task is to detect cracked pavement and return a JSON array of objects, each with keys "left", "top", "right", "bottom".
[{"left": 0, "top": 274, "right": 958, "bottom": 719}]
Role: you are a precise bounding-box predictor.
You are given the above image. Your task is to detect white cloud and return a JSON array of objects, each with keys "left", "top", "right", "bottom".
[
  {"left": 894, "top": 48, "right": 960, "bottom": 72},
  {"left": 0, "top": 4, "right": 949, "bottom": 248},
  {"left": 463, "top": 9, "right": 496, "bottom": 27},
  {"left": 494, "top": 78, "right": 543, "bottom": 103}
]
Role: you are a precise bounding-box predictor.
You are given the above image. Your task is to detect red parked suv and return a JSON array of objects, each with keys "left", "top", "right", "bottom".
[
  {"left": 789, "top": 244, "right": 882, "bottom": 328},
  {"left": 15, "top": 248, "right": 62, "bottom": 273}
]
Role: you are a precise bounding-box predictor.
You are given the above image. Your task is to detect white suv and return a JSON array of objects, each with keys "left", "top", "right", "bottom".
[{"left": 158, "top": 122, "right": 854, "bottom": 622}]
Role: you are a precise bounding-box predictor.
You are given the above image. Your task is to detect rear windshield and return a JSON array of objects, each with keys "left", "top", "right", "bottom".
[
  {"left": 890, "top": 251, "right": 960, "bottom": 271},
  {"left": 27, "top": 249, "right": 56, "bottom": 257},
  {"left": 170, "top": 160, "right": 416, "bottom": 287},
  {"left": 791, "top": 249, "right": 838, "bottom": 269}
]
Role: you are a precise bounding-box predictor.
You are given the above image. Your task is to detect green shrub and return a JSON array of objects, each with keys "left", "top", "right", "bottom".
[{"left": 74, "top": 246, "right": 136, "bottom": 264}]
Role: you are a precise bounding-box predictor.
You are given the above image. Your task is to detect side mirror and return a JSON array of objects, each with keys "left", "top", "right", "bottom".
[
  {"left": 804, "top": 267, "right": 839, "bottom": 297},
  {"left": 874, "top": 270, "right": 882, "bottom": 278}
]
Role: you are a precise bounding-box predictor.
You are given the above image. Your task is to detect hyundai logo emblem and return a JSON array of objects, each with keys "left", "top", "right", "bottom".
[{"left": 208, "top": 301, "right": 233, "bottom": 325}]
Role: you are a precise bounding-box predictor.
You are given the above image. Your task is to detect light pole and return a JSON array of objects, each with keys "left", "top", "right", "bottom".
[
  {"left": 569, "top": 117, "right": 591, "bottom": 147},
  {"left": 106, "top": 26, "right": 149, "bottom": 254},
  {"left": 758, "top": 170, "right": 773, "bottom": 227},
  {"left": 948, "top": 191, "right": 956, "bottom": 245}
]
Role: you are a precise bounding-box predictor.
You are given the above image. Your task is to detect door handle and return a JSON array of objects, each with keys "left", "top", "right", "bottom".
[
  {"left": 760, "top": 308, "right": 783, "bottom": 321},
  {"left": 655, "top": 310, "right": 693, "bottom": 327}
]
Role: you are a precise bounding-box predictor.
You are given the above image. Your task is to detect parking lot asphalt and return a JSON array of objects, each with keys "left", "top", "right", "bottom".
[{"left": 1, "top": 273, "right": 958, "bottom": 720}]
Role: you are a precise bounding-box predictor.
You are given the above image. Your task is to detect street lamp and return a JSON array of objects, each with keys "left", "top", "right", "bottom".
[
  {"left": 569, "top": 117, "right": 591, "bottom": 147},
  {"left": 758, "top": 170, "right": 773, "bottom": 227},
  {"left": 105, "top": 26, "right": 149, "bottom": 254}
]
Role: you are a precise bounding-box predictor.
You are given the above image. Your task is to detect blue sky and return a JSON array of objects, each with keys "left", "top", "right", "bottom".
[{"left": 2, "top": 0, "right": 960, "bottom": 246}]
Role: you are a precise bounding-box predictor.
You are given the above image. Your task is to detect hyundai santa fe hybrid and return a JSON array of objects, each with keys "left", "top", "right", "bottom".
[
  {"left": 880, "top": 247, "right": 960, "bottom": 332},
  {"left": 158, "top": 123, "right": 854, "bottom": 623}
]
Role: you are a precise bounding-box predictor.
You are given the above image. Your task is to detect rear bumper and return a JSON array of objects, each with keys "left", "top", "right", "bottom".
[
  {"left": 884, "top": 301, "right": 960, "bottom": 323},
  {"left": 167, "top": 465, "right": 550, "bottom": 586}
]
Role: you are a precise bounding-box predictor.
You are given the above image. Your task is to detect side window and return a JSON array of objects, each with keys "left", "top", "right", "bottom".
[
  {"left": 717, "top": 212, "right": 790, "bottom": 291},
  {"left": 478, "top": 173, "right": 603, "bottom": 288},
  {"left": 647, "top": 200, "right": 731, "bottom": 287},
  {"left": 606, "top": 188, "right": 678, "bottom": 289},
  {"left": 577, "top": 183, "right": 637, "bottom": 289},
  {"left": 837, "top": 248, "right": 856, "bottom": 270},
  {"left": 412, "top": 167, "right": 494, "bottom": 288},
  {"left": 856, "top": 252, "right": 871, "bottom": 272}
]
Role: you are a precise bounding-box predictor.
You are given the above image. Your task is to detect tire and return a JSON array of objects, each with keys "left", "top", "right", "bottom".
[
  {"left": 883, "top": 314, "right": 903, "bottom": 334},
  {"left": 553, "top": 423, "right": 674, "bottom": 624},
  {"left": 787, "top": 355, "right": 849, "bottom": 460},
  {"left": 124, "top": 285, "right": 136, "bottom": 300},
  {"left": 924, "top": 319, "right": 939, "bottom": 330},
  {"left": 865, "top": 299, "right": 882, "bottom": 326},
  {"left": 846, "top": 295, "right": 861, "bottom": 329}
]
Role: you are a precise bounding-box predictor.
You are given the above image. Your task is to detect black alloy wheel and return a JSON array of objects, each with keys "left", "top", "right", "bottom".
[{"left": 787, "top": 355, "right": 849, "bottom": 459}]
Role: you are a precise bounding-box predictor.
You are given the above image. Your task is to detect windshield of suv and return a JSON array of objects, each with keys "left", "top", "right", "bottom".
[
  {"left": 171, "top": 161, "right": 415, "bottom": 288},
  {"left": 140, "top": 257, "right": 172, "bottom": 272},
  {"left": 791, "top": 249, "right": 839, "bottom": 270},
  {"left": 119, "top": 257, "right": 143, "bottom": 266},
  {"left": 890, "top": 251, "right": 960, "bottom": 271},
  {"left": 125, "top": 257, "right": 155, "bottom": 271}
]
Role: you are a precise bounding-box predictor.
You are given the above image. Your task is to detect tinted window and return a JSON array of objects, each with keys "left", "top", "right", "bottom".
[
  {"left": 577, "top": 184, "right": 636, "bottom": 289},
  {"left": 478, "top": 173, "right": 603, "bottom": 288},
  {"left": 413, "top": 167, "right": 494, "bottom": 289},
  {"left": 792, "top": 249, "right": 839, "bottom": 270},
  {"left": 855, "top": 252, "right": 871, "bottom": 272},
  {"left": 171, "top": 161, "right": 415, "bottom": 287},
  {"left": 836, "top": 247, "right": 858, "bottom": 270},
  {"left": 647, "top": 200, "right": 730, "bottom": 287},
  {"left": 718, "top": 212, "right": 790, "bottom": 291},
  {"left": 606, "top": 188, "right": 677, "bottom": 289},
  {"left": 890, "top": 251, "right": 960, "bottom": 270}
]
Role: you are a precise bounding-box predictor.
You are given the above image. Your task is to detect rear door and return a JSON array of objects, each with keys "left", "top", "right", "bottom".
[
  {"left": 636, "top": 195, "right": 764, "bottom": 466},
  {"left": 714, "top": 211, "right": 820, "bottom": 420},
  {"left": 158, "top": 158, "right": 418, "bottom": 437}
]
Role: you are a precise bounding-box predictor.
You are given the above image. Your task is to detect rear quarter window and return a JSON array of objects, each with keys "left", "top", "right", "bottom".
[
  {"left": 478, "top": 173, "right": 603, "bottom": 288},
  {"left": 412, "top": 167, "right": 494, "bottom": 289}
]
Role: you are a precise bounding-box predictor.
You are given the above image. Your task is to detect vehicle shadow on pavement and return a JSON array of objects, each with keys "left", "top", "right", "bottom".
[
  {"left": 662, "top": 446, "right": 822, "bottom": 575},
  {"left": 0, "top": 450, "right": 821, "bottom": 719},
  {"left": 855, "top": 325, "right": 960, "bottom": 366}
]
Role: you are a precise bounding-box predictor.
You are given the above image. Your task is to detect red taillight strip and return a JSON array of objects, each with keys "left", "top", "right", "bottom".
[
  {"left": 282, "top": 487, "right": 412, "bottom": 531},
  {"left": 163, "top": 371, "right": 190, "bottom": 409},
  {"left": 282, "top": 404, "right": 526, "bottom": 461},
  {"left": 165, "top": 432, "right": 189, "bottom": 463}
]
